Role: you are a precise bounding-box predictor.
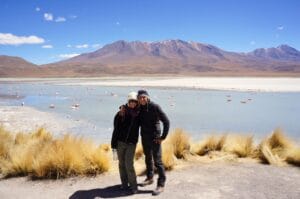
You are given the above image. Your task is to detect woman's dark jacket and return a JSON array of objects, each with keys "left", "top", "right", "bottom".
[{"left": 111, "top": 104, "right": 140, "bottom": 149}]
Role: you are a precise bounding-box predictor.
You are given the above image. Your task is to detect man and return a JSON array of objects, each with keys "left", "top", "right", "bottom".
[{"left": 137, "top": 90, "right": 170, "bottom": 196}]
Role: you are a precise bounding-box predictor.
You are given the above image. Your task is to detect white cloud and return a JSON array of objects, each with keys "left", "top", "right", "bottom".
[
  {"left": 0, "top": 33, "right": 45, "bottom": 45},
  {"left": 36, "top": 7, "right": 40, "bottom": 12},
  {"left": 55, "top": 17, "right": 66, "bottom": 22},
  {"left": 92, "top": 43, "right": 101, "bottom": 48},
  {"left": 277, "top": 26, "right": 284, "bottom": 30},
  {"left": 69, "top": 15, "right": 77, "bottom": 19},
  {"left": 44, "top": 13, "right": 53, "bottom": 21},
  {"left": 42, "top": 45, "right": 53, "bottom": 48},
  {"left": 67, "top": 44, "right": 100, "bottom": 49},
  {"left": 75, "top": 44, "right": 89, "bottom": 48},
  {"left": 116, "top": 22, "right": 120, "bottom": 25},
  {"left": 59, "top": 53, "right": 80, "bottom": 59},
  {"left": 250, "top": 41, "right": 256, "bottom": 45}
]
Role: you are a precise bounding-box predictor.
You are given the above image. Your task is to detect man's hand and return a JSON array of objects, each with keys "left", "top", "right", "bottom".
[{"left": 118, "top": 105, "right": 126, "bottom": 117}]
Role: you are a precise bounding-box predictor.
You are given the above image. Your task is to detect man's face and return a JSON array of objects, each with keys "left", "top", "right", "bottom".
[{"left": 138, "top": 95, "right": 148, "bottom": 105}]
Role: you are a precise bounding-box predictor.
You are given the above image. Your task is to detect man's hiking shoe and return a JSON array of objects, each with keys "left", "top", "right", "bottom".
[
  {"left": 130, "top": 188, "right": 138, "bottom": 194},
  {"left": 152, "top": 186, "right": 164, "bottom": 196},
  {"left": 141, "top": 177, "right": 154, "bottom": 186}
]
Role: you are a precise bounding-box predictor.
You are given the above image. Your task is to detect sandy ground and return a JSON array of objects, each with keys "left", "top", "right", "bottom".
[
  {"left": 0, "top": 106, "right": 84, "bottom": 135},
  {"left": 0, "top": 161, "right": 299, "bottom": 199}
]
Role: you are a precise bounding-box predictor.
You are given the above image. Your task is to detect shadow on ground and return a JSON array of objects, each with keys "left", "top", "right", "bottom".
[{"left": 69, "top": 185, "right": 153, "bottom": 199}]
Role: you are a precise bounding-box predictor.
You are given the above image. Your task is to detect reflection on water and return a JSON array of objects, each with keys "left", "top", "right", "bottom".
[{"left": 1, "top": 81, "right": 300, "bottom": 142}]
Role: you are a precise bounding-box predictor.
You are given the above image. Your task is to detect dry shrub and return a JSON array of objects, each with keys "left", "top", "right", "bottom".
[
  {"left": 0, "top": 128, "right": 53, "bottom": 177},
  {"left": 1, "top": 143, "right": 36, "bottom": 176},
  {"left": 99, "top": 143, "right": 111, "bottom": 153},
  {"left": 15, "top": 128, "right": 52, "bottom": 145},
  {"left": 259, "top": 144, "right": 283, "bottom": 165},
  {"left": 286, "top": 147, "right": 300, "bottom": 166},
  {"left": 206, "top": 151, "right": 238, "bottom": 162},
  {"left": 162, "top": 141, "right": 176, "bottom": 170},
  {"left": 267, "top": 129, "right": 293, "bottom": 151},
  {"left": 192, "top": 135, "right": 226, "bottom": 156},
  {"left": 134, "top": 143, "right": 144, "bottom": 160},
  {"left": 133, "top": 141, "right": 176, "bottom": 170},
  {"left": 136, "top": 129, "right": 190, "bottom": 170},
  {"left": 257, "top": 128, "right": 294, "bottom": 165},
  {"left": 167, "top": 128, "right": 191, "bottom": 159},
  {"left": 0, "top": 126, "right": 14, "bottom": 160},
  {"left": 1, "top": 126, "right": 300, "bottom": 179},
  {"left": 223, "top": 135, "right": 254, "bottom": 157},
  {"left": 133, "top": 129, "right": 188, "bottom": 170},
  {"left": 31, "top": 135, "right": 110, "bottom": 178},
  {"left": 0, "top": 128, "right": 110, "bottom": 179}
]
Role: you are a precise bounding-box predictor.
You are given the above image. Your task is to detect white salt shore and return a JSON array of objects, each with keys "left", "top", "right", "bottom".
[
  {"left": 2, "top": 77, "right": 300, "bottom": 92},
  {"left": 0, "top": 106, "right": 83, "bottom": 135},
  {"left": 55, "top": 77, "right": 300, "bottom": 92}
]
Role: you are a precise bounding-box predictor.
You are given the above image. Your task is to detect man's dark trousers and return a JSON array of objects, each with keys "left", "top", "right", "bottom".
[{"left": 142, "top": 138, "right": 166, "bottom": 187}]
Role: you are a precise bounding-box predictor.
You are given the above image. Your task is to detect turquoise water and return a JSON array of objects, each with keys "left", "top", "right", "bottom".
[{"left": 0, "top": 81, "right": 300, "bottom": 142}]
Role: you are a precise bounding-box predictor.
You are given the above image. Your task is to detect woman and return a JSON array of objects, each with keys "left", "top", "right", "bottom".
[{"left": 111, "top": 91, "right": 140, "bottom": 194}]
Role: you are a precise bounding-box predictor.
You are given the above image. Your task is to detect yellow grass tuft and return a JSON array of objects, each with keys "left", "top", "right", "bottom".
[
  {"left": 31, "top": 135, "right": 110, "bottom": 178},
  {"left": 223, "top": 135, "right": 254, "bottom": 157},
  {"left": 162, "top": 141, "right": 176, "bottom": 170},
  {"left": 286, "top": 147, "right": 300, "bottom": 166},
  {"left": 167, "top": 128, "right": 191, "bottom": 159},
  {"left": 0, "top": 126, "right": 14, "bottom": 160},
  {"left": 99, "top": 143, "right": 111, "bottom": 153},
  {"left": 192, "top": 135, "right": 226, "bottom": 156},
  {"left": 259, "top": 144, "right": 283, "bottom": 165},
  {"left": 133, "top": 141, "right": 176, "bottom": 170},
  {"left": 1, "top": 126, "right": 300, "bottom": 179},
  {"left": 14, "top": 128, "right": 53, "bottom": 145},
  {"left": 267, "top": 128, "right": 293, "bottom": 150},
  {"left": 0, "top": 128, "right": 109, "bottom": 178},
  {"left": 257, "top": 128, "right": 294, "bottom": 165},
  {"left": 134, "top": 143, "right": 144, "bottom": 160}
]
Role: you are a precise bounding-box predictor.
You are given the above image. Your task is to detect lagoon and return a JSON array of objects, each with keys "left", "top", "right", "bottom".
[{"left": 0, "top": 78, "right": 300, "bottom": 143}]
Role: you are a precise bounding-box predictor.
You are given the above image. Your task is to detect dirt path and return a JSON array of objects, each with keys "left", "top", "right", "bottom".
[{"left": 0, "top": 162, "right": 299, "bottom": 199}]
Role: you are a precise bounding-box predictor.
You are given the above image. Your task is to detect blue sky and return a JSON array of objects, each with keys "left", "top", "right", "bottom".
[{"left": 0, "top": 0, "right": 299, "bottom": 64}]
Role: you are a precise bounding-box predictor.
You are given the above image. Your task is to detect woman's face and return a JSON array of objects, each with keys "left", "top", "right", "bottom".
[{"left": 128, "top": 100, "right": 138, "bottom": 108}]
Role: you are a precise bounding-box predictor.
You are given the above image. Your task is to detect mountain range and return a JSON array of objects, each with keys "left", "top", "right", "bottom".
[{"left": 1, "top": 40, "right": 300, "bottom": 77}]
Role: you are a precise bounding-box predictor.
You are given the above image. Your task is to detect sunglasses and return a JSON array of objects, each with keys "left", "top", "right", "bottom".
[{"left": 128, "top": 100, "right": 138, "bottom": 103}]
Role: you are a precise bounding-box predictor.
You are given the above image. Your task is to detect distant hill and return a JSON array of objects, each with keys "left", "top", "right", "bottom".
[
  {"left": 1, "top": 40, "right": 300, "bottom": 77},
  {"left": 247, "top": 45, "right": 300, "bottom": 61},
  {"left": 0, "top": 55, "right": 41, "bottom": 77}
]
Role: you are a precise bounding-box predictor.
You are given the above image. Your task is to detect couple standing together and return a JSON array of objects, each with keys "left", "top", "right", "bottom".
[{"left": 111, "top": 90, "right": 170, "bottom": 196}]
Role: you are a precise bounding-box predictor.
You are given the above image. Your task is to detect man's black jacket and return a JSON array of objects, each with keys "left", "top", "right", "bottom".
[{"left": 139, "top": 100, "right": 170, "bottom": 141}]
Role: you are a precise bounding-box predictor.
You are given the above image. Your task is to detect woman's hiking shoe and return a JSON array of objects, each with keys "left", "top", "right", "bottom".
[
  {"left": 120, "top": 184, "right": 129, "bottom": 190},
  {"left": 152, "top": 186, "right": 164, "bottom": 196}
]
